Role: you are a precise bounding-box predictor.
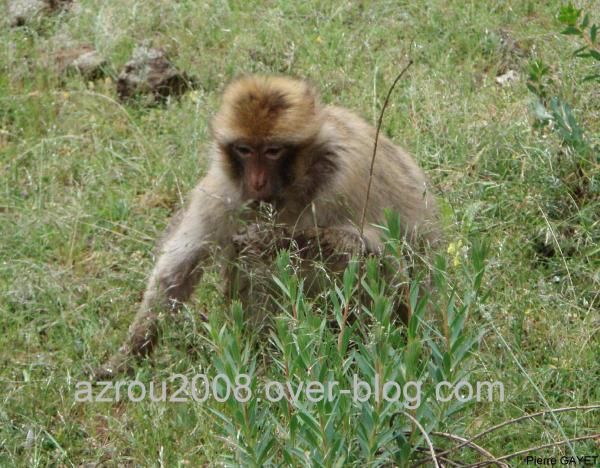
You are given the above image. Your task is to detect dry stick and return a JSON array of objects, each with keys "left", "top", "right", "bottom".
[
  {"left": 432, "top": 431, "right": 508, "bottom": 467},
  {"left": 415, "top": 448, "right": 463, "bottom": 467},
  {"left": 464, "top": 434, "right": 600, "bottom": 468},
  {"left": 467, "top": 405, "right": 599, "bottom": 443},
  {"left": 359, "top": 60, "right": 414, "bottom": 238},
  {"left": 414, "top": 405, "right": 600, "bottom": 467},
  {"left": 400, "top": 410, "right": 441, "bottom": 468}
]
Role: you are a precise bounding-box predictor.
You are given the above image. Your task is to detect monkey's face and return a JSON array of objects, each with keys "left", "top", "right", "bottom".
[{"left": 226, "top": 141, "right": 293, "bottom": 203}]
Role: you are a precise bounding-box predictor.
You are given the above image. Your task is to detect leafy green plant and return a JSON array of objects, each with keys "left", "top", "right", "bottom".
[
  {"left": 528, "top": 5, "right": 599, "bottom": 140},
  {"left": 203, "top": 215, "right": 490, "bottom": 466},
  {"left": 557, "top": 3, "right": 600, "bottom": 82},
  {"left": 526, "top": 5, "right": 598, "bottom": 208},
  {"left": 527, "top": 60, "right": 588, "bottom": 153}
]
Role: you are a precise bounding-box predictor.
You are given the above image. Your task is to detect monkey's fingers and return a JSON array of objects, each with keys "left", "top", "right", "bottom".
[
  {"left": 233, "top": 224, "right": 291, "bottom": 256},
  {"left": 92, "top": 347, "right": 136, "bottom": 381}
]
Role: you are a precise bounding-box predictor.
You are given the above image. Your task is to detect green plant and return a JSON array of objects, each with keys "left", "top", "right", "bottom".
[
  {"left": 528, "top": 5, "right": 599, "bottom": 151},
  {"left": 2, "top": 1, "right": 598, "bottom": 465},
  {"left": 557, "top": 3, "right": 600, "bottom": 82},
  {"left": 205, "top": 215, "right": 489, "bottom": 466},
  {"left": 526, "top": 5, "right": 598, "bottom": 213}
]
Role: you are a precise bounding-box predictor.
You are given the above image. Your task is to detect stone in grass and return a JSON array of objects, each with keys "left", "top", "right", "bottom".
[
  {"left": 54, "top": 45, "right": 107, "bottom": 80},
  {"left": 116, "top": 47, "right": 194, "bottom": 104},
  {"left": 8, "top": 0, "right": 72, "bottom": 27}
]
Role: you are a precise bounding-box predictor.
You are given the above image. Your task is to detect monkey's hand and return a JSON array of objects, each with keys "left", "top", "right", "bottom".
[
  {"left": 232, "top": 224, "right": 368, "bottom": 273},
  {"left": 92, "top": 345, "right": 136, "bottom": 380},
  {"left": 232, "top": 223, "right": 290, "bottom": 257},
  {"left": 292, "top": 227, "right": 367, "bottom": 271}
]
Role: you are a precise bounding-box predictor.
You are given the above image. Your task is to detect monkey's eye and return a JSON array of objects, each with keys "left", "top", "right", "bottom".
[
  {"left": 264, "top": 146, "right": 283, "bottom": 160},
  {"left": 234, "top": 144, "right": 253, "bottom": 158}
]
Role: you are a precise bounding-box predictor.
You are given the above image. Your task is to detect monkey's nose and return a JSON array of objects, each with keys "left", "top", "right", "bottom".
[{"left": 253, "top": 177, "right": 267, "bottom": 191}]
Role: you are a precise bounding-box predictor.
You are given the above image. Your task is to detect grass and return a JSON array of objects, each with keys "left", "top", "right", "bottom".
[{"left": 1, "top": 0, "right": 598, "bottom": 465}]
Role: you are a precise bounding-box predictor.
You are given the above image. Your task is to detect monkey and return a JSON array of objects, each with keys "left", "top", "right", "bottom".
[{"left": 95, "top": 75, "right": 439, "bottom": 378}]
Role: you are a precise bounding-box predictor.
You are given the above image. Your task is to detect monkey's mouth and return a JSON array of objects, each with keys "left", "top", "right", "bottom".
[
  {"left": 245, "top": 196, "right": 279, "bottom": 212},
  {"left": 248, "top": 195, "right": 274, "bottom": 205},
  {"left": 244, "top": 188, "right": 275, "bottom": 204}
]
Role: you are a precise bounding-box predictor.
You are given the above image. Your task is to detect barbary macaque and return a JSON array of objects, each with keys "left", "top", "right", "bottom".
[{"left": 96, "top": 75, "right": 439, "bottom": 377}]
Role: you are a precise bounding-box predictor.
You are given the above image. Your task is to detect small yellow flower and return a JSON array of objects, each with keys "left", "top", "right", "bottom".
[
  {"left": 447, "top": 239, "right": 462, "bottom": 255},
  {"left": 447, "top": 242, "right": 457, "bottom": 256},
  {"left": 447, "top": 239, "right": 463, "bottom": 267},
  {"left": 62, "top": 91, "right": 69, "bottom": 100},
  {"left": 316, "top": 36, "right": 322, "bottom": 43},
  {"left": 187, "top": 90, "right": 200, "bottom": 102}
]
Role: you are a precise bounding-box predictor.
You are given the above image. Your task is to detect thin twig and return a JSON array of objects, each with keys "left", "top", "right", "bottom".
[
  {"left": 359, "top": 60, "right": 413, "bottom": 237},
  {"left": 415, "top": 447, "right": 464, "bottom": 467},
  {"left": 465, "top": 434, "right": 600, "bottom": 467},
  {"left": 399, "top": 410, "right": 441, "bottom": 468},
  {"left": 414, "top": 405, "right": 599, "bottom": 466},
  {"left": 432, "top": 431, "right": 508, "bottom": 467},
  {"left": 485, "top": 321, "right": 578, "bottom": 458},
  {"left": 537, "top": 203, "right": 576, "bottom": 298},
  {"left": 469, "top": 405, "right": 599, "bottom": 443}
]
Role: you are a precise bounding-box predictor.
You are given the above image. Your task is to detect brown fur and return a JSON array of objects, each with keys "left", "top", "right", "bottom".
[
  {"left": 95, "top": 75, "right": 439, "bottom": 378},
  {"left": 212, "top": 75, "right": 323, "bottom": 144}
]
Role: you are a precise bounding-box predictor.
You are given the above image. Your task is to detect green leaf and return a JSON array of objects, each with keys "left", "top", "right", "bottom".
[
  {"left": 450, "top": 311, "right": 467, "bottom": 344},
  {"left": 557, "top": 4, "right": 580, "bottom": 26},
  {"left": 572, "top": 45, "right": 589, "bottom": 57},
  {"left": 343, "top": 259, "right": 358, "bottom": 300},
  {"left": 339, "top": 323, "right": 354, "bottom": 354},
  {"left": 452, "top": 333, "right": 481, "bottom": 365},
  {"left": 589, "top": 49, "right": 600, "bottom": 61},
  {"left": 256, "top": 437, "right": 276, "bottom": 465},
  {"left": 383, "top": 208, "right": 402, "bottom": 240},
  {"left": 443, "top": 351, "right": 452, "bottom": 375},
  {"left": 561, "top": 26, "right": 582, "bottom": 35},
  {"left": 581, "top": 13, "right": 590, "bottom": 29},
  {"left": 531, "top": 99, "right": 552, "bottom": 122},
  {"left": 526, "top": 83, "right": 541, "bottom": 96},
  {"left": 429, "top": 340, "right": 443, "bottom": 369},
  {"left": 549, "top": 97, "right": 584, "bottom": 147},
  {"left": 528, "top": 59, "right": 549, "bottom": 80},
  {"left": 409, "top": 280, "right": 420, "bottom": 316},
  {"left": 582, "top": 73, "right": 600, "bottom": 82},
  {"left": 408, "top": 311, "right": 418, "bottom": 339},
  {"left": 591, "top": 24, "right": 598, "bottom": 44},
  {"left": 272, "top": 275, "right": 290, "bottom": 298},
  {"left": 404, "top": 340, "right": 422, "bottom": 374}
]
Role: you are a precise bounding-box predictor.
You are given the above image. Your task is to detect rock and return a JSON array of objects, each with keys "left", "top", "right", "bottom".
[
  {"left": 116, "top": 47, "right": 193, "bottom": 104},
  {"left": 54, "top": 45, "right": 107, "bottom": 80},
  {"left": 8, "top": 0, "right": 72, "bottom": 26},
  {"left": 8, "top": 0, "right": 48, "bottom": 25},
  {"left": 495, "top": 69, "right": 519, "bottom": 87}
]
